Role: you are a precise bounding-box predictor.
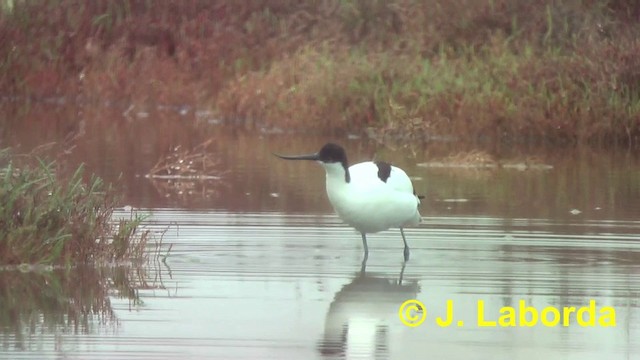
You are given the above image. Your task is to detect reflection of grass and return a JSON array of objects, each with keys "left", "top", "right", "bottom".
[
  {"left": 0, "top": 149, "right": 148, "bottom": 265},
  {"left": 0, "top": 216, "right": 171, "bottom": 349},
  {"left": 0, "top": 268, "right": 116, "bottom": 342},
  {"left": 418, "top": 148, "right": 640, "bottom": 220},
  {"left": 0, "top": 265, "right": 157, "bottom": 350}
]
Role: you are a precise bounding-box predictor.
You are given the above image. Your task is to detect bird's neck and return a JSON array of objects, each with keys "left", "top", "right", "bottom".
[
  {"left": 322, "top": 162, "right": 352, "bottom": 217},
  {"left": 322, "top": 162, "right": 350, "bottom": 185}
]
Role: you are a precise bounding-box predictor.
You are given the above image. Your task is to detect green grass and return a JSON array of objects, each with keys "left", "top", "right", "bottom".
[{"left": 0, "top": 149, "right": 148, "bottom": 265}]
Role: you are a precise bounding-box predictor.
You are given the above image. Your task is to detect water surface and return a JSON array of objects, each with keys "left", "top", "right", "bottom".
[
  {"left": 1, "top": 102, "right": 640, "bottom": 359},
  {"left": 2, "top": 210, "right": 640, "bottom": 359}
]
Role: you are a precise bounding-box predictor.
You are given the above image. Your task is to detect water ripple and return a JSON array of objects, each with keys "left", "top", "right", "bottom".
[{"left": 2, "top": 210, "right": 640, "bottom": 359}]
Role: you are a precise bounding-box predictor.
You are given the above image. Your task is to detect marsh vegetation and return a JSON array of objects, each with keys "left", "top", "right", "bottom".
[
  {"left": 0, "top": 149, "right": 148, "bottom": 265},
  {"left": 1, "top": 0, "right": 639, "bottom": 146}
]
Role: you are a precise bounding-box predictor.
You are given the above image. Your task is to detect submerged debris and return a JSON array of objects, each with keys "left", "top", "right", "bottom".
[
  {"left": 146, "top": 139, "right": 227, "bottom": 198},
  {"left": 417, "top": 150, "right": 553, "bottom": 171}
]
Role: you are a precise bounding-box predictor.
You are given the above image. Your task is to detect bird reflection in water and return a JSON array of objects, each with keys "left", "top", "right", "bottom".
[{"left": 317, "top": 260, "right": 420, "bottom": 359}]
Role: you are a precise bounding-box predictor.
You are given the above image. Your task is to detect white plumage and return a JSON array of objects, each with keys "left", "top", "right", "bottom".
[
  {"left": 324, "top": 161, "right": 420, "bottom": 233},
  {"left": 275, "top": 143, "right": 421, "bottom": 261}
]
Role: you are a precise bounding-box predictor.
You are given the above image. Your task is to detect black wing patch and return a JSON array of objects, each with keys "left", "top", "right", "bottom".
[{"left": 374, "top": 161, "right": 392, "bottom": 183}]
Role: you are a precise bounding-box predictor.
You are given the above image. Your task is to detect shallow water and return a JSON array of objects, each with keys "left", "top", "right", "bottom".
[
  {"left": 2, "top": 102, "right": 640, "bottom": 359},
  {"left": 3, "top": 211, "right": 640, "bottom": 359}
]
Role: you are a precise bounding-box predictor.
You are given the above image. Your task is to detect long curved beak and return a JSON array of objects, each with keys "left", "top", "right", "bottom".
[{"left": 273, "top": 152, "right": 320, "bottom": 161}]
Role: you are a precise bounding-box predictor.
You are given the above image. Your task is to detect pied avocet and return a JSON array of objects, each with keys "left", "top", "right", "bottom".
[{"left": 274, "top": 143, "right": 421, "bottom": 261}]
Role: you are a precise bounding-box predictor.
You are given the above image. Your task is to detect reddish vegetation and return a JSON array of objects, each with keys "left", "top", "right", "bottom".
[{"left": 1, "top": 1, "right": 640, "bottom": 146}]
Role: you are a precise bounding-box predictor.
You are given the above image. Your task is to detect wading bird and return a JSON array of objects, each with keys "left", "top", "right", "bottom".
[{"left": 274, "top": 143, "right": 421, "bottom": 261}]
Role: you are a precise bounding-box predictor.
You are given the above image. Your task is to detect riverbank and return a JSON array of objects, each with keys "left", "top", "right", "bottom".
[{"left": 1, "top": 1, "right": 639, "bottom": 146}]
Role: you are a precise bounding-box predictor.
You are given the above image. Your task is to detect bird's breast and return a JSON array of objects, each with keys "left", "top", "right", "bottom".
[{"left": 325, "top": 179, "right": 420, "bottom": 233}]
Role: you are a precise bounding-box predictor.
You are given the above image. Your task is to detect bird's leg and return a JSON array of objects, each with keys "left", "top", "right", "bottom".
[
  {"left": 398, "top": 261, "right": 407, "bottom": 285},
  {"left": 400, "top": 228, "right": 410, "bottom": 261},
  {"left": 361, "top": 233, "right": 369, "bottom": 261},
  {"left": 360, "top": 255, "right": 368, "bottom": 274}
]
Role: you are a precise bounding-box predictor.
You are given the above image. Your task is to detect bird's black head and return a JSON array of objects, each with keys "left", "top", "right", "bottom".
[{"left": 317, "top": 143, "right": 348, "bottom": 165}]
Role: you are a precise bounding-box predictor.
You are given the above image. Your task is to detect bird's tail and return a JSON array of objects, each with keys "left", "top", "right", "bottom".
[{"left": 413, "top": 192, "right": 424, "bottom": 224}]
